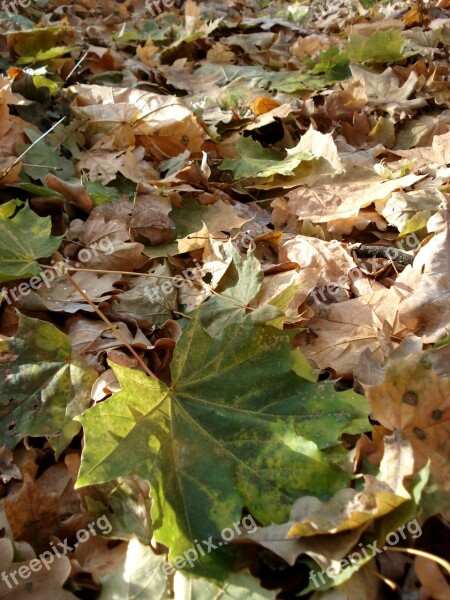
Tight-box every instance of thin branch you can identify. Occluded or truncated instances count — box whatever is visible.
[64,271,156,378]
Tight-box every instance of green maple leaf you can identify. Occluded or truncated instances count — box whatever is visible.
[76,314,369,576]
[0,202,63,282]
[198,241,264,335]
[0,314,96,457]
[347,29,405,64]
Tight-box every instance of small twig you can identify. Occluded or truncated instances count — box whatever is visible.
[0,117,66,182]
[348,243,414,266]
[64,271,156,379]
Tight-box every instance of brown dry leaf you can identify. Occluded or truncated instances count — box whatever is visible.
[285,170,424,223]
[0,448,21,484]
[4,470,61,552]
[396,110,450,149]
[66,214,148,271]
[66,316,152,356]
[298,297,384,378]
[45,174,93,214]
[76,147,158,185]
[129,193,175,244]
[0,99,26,158]
[255,268,319,324]
[399,207,450,342]
[69,536,127,585]
[0,538,76,599]
[70,84,207,154]
[364,346,450,494]
[324,79,368,122]
[414,555,450,600]
[18,272,120,313]
[350,65,428,119]
[393,130,450,168]
[279,236,357,288]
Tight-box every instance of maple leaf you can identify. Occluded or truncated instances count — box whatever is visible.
[364,347,450,517]
[285,169,425,223]
[76,314,368,574]
[347,29,405,64]
[0,201,62,282]
[0,314,96,456]
[351,65,427,118]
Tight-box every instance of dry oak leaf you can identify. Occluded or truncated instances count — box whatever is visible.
[364,347,450,492]
[399,208,450,342]
[350,65,427,118]
[285,169,424,223]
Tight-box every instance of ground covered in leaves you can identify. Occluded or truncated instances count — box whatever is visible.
[0,0,449,598]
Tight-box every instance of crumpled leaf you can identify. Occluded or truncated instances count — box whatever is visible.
[66,213,147,271]
[284,169,424,223]
[76,314,369,574]
[351,65,427,118]
[0,314,96,456]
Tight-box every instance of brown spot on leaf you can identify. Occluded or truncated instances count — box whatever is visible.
[402,391,418,406]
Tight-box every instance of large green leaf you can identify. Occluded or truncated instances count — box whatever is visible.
[0,202,62,282]
[0,314,96,456]
[77,314,369,576]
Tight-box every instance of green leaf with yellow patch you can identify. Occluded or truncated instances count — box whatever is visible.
[76,314,369,577]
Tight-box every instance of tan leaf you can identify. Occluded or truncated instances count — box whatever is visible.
[364,346,450,491]
[0,538,76,599]
[285,169,424,223]
[279,236,357,288]
[399,207,450,342]
[67,214,147,271]
[350,65,427,118]
[286,475,409,539]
